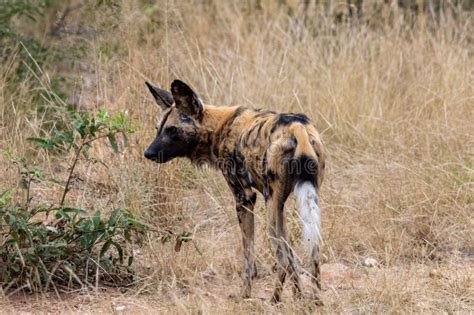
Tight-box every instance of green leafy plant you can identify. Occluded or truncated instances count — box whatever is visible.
[0,108,144,293]
[27,108,134,205]
[0,197,145,292]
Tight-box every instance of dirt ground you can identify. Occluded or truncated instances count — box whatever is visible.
[2,262,473,314]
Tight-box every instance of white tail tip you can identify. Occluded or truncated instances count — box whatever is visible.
[294,182,321,250]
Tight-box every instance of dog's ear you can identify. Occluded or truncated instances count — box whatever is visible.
[145,81,174,110]
[170,80,204,119]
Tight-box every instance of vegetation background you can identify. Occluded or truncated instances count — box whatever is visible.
[0,0,473,313]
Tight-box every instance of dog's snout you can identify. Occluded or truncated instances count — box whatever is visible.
[144,149,155,160]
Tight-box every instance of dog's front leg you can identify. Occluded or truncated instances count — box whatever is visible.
[235,198,256,298]
[223,171,257,299]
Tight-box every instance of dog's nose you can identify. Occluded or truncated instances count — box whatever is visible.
[144,150,154,160]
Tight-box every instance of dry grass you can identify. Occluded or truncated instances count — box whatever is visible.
[1,0,473,313]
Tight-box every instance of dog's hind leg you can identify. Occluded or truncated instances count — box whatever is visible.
[265,180,302,303]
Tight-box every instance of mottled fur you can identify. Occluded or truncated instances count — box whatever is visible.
[144,80,326,304]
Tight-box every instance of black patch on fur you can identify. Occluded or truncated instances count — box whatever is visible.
[229,149,245,171]
[250,192,257,204]
[241,123,260,146]
[270,113,310,134]
[262,152,274,201]
[290,154,318,187]
[263,185,273,201]
[254,110,275,119]
[252,121,266,145]
[262,152,268,174]
[223,149,258,207]
[266,169,278,182]
[257,120,266,134]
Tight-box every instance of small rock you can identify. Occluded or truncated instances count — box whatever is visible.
[321,263,361,285]
[115,305,126,312]
[362,257,378,267]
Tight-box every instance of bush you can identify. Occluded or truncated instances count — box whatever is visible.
[0,108,146,292]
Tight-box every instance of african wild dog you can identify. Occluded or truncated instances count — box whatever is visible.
[144,80,325,304]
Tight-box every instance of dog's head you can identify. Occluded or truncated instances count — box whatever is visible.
[144,80,204,163]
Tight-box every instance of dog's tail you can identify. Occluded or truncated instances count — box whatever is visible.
[290,124,322,250]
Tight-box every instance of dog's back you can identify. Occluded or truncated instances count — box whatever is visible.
[203,106,325,193]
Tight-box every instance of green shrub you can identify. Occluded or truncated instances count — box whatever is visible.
[0,108,146,292]
[0,196,145,292]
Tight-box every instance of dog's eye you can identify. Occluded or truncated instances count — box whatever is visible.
[179,114,191,123]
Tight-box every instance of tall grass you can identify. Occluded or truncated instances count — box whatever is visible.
[1,0,473,312]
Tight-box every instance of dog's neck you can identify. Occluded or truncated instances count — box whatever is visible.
[190,104,242,167]
[202,104,241,134]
